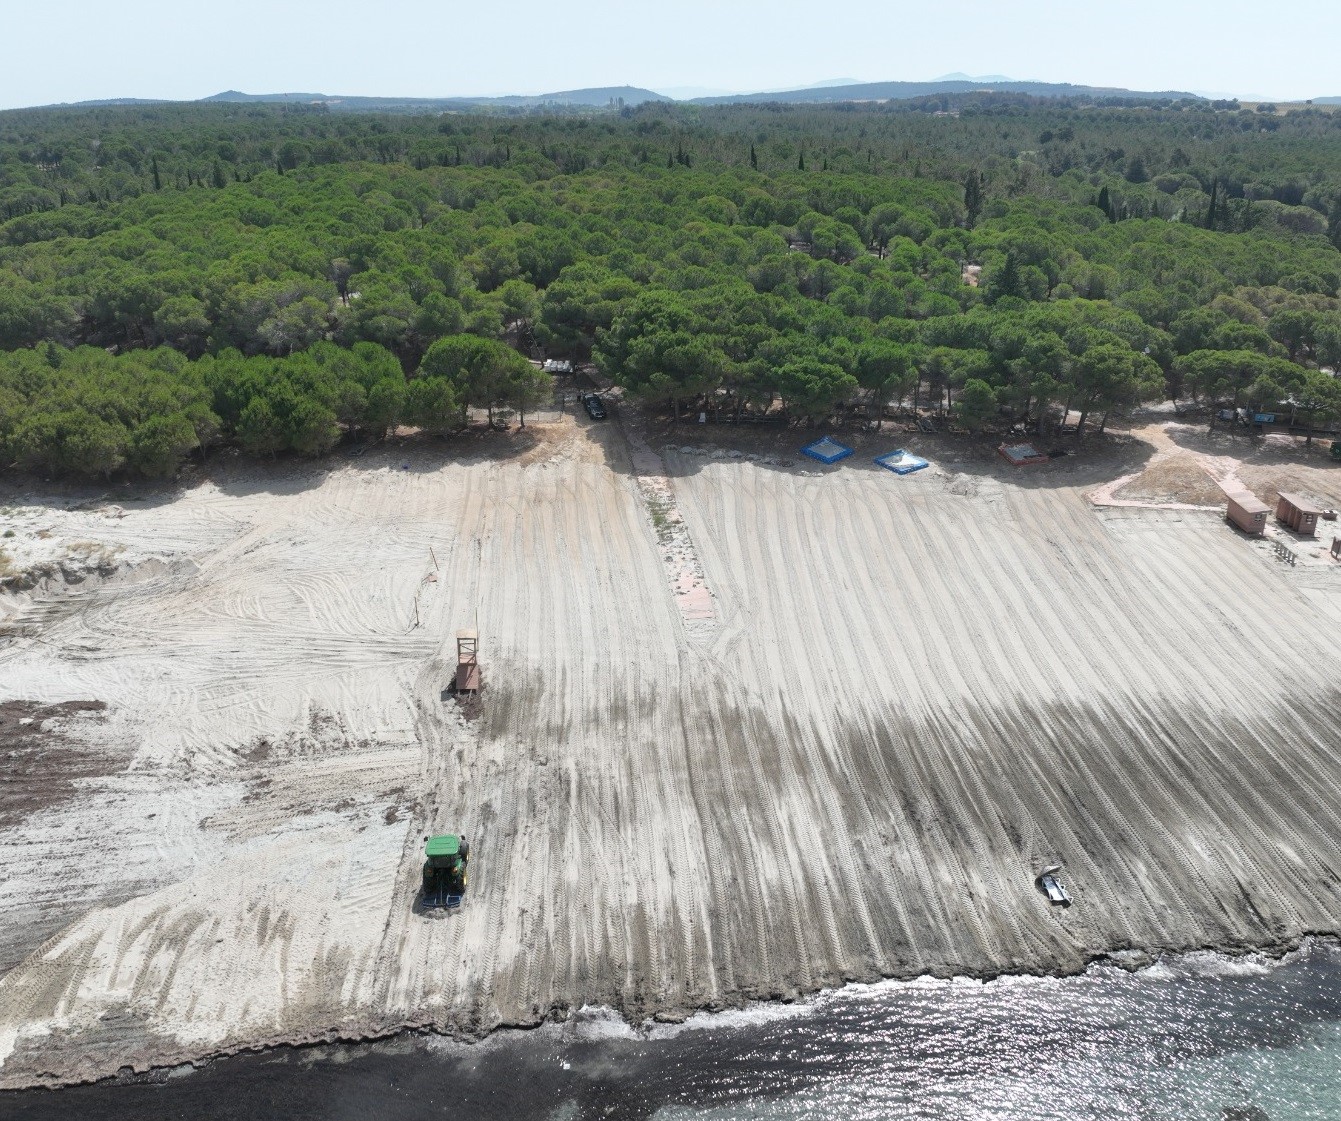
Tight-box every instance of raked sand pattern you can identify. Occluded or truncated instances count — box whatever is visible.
[2,418,1341,1087]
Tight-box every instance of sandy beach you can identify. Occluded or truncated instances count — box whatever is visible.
[2,410,1341,1089]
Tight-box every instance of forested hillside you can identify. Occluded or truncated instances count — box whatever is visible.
[2,96,1341,478]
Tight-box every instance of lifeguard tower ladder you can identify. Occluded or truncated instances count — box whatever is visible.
[455,629,481,693]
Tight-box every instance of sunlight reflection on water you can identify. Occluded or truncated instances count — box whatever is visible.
[595,945,1341,1120]
[9,943,1341,1121]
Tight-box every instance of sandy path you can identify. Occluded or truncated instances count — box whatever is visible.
[3,427,1341,1087]
[619,414,717,631]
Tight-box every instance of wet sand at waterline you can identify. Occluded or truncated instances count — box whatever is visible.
[2,411,1341,1089]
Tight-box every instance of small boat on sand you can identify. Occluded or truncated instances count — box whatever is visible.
[1036,864,1072,907]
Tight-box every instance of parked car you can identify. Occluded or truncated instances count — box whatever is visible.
[582,394,608,420]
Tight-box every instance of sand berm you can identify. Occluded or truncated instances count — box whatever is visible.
[2,412,1341,1089]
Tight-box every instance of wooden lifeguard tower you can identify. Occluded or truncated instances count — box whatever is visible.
[455,629,481,693]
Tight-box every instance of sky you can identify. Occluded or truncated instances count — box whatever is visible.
[2,0,1338,110]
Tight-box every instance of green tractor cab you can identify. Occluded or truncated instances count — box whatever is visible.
[422,834,469,909]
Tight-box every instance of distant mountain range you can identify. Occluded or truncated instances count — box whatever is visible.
[50,87,673,112]
[933,72,1016,83]
[197,86,671,110]
[688,78,1201,105]
[48,77,1341,114]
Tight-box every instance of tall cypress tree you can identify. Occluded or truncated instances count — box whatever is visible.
[1205,182,1218,230]
[151,157,161,191]
[797,149,805,171]
[999,251,1021,299]
[1095,184,1114,222]
[965,170,984,227]
[749,144,757,170]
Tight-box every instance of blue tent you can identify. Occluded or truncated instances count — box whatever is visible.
[875,450,930,475]
[800,436,855,464]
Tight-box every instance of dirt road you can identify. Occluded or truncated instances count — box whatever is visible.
[2,418,1341,1087]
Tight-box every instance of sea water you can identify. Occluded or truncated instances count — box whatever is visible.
[8,942,1341,1120]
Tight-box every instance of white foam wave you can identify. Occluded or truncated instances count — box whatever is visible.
[561,1005,640,1042]
[648,999,817,1039]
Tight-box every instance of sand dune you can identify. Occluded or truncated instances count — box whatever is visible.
[2,418,1341,1087]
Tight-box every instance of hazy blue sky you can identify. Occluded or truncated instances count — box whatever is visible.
[3,0,1338,109]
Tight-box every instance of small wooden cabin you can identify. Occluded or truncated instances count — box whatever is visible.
[1276,492,1322,536]
[1225,491,1269,536]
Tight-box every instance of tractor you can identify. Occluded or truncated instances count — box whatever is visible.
[421,834,469,909]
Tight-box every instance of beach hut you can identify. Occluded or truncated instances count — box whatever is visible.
[1225,491,1269,536]
[1276,492,1322,536]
